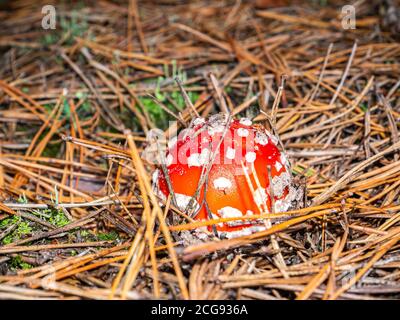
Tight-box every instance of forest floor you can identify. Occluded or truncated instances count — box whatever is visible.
[0,0,400,300]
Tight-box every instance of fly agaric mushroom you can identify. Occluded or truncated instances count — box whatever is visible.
[152,113,300,239]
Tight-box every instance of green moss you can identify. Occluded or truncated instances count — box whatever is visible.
[97,230,119,242]
[49,209,70,227]
[2,234,14,245]
[32,208,70,228]
[10,256,33,270]
[0,216,32,245]
[17,221,32,235]
[0,215,19,228]
[1,206,70,245]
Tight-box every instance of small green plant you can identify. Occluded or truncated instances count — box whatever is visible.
[360,103,368,113]
[31,207,70,228]
[10,256,33,270]
[77,229,96,241]
[0,216,32,245]
[97,230,119,242]
[0,204,70,244]
[0,215,19,228]
[49,210,70,228]
[17,221,32,235]
[138,61,200,129]
[17,193,28,204]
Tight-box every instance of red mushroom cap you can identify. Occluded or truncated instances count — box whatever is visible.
[152,113,299,239]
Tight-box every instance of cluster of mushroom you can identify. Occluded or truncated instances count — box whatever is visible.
[152,114,300,239]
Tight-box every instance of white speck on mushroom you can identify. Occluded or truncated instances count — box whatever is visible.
[272,171,291,198]
[187,148,210,167]
[254,187,268,206]
[187,153,200,167]
[175,193,200,213]
[246,210,254,216]
[192,117,205,126]
[239,118,252,126]
[237,128,249,137]
[193,226,209,240]
[245,151,256,163]
[274,198,291,213]
[249,226,266,233]
[219,228,252,239]
[213,177,232,190]
[218,224,267,238]
[218,207,245,227]
[200,148,211,162]
[275,161,283,172]
[255,131,268,145]
[218,206,242,218]
[226,147,236,160]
